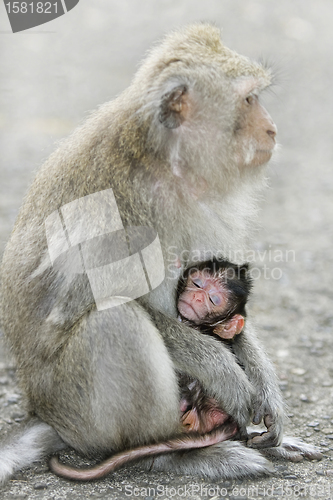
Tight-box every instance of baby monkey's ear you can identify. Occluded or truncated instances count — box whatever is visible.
[213,315,245,340]
[159,85,189,129]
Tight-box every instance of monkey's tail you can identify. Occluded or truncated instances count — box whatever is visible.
[0,417,66,484]
[49,423,238,481]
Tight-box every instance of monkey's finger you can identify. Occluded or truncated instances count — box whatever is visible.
[261,447,304,462]
[280,438,323,460]
[252,411,263,425]
[288,453,304,462]
[247,429,280,448]
[264,414,274,428]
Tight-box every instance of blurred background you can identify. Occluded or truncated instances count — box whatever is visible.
[0,0,333,495]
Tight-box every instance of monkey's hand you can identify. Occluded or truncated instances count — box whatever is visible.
[247,413,283,449]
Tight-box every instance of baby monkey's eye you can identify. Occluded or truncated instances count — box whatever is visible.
[209,294,222,306]
[192,278,203,288]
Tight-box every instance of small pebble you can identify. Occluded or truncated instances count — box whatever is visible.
[33,483,48,490]
[307,421,320,427]
[11,412,25,421]
[291,368,306,375]
[315,470,325,476]
[275,465,288,472]
[300,394,309,402]
[6,394,20,404]
[282,474,297,479]
[322,428,333,435]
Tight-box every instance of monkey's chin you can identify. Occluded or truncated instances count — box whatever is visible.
[178,300,200,323]
[238,148,274,169]
[251,149,274,167]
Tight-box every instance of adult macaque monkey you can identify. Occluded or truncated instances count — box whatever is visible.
[0,24,320,482]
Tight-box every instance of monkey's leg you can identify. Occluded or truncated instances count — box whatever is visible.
[231,320,285,448]
[140,440,274,480]
[37,301,181,456]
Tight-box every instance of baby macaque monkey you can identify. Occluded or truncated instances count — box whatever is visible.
[177,260,252,434]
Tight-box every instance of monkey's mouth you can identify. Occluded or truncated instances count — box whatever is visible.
[249,149,274,167]
[178,299,200,322]
[256,149,274,158]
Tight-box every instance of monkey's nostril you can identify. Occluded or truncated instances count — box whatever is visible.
[267,129,276,139]
[267,123,277,139]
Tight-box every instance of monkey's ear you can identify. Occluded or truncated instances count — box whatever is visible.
[159,85,188,129]
[213,315,245,339]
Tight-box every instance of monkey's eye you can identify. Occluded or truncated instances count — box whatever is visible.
[192,278,203,288]
[209,294,222,306]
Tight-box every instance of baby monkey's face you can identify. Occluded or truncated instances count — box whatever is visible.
[178,270,228,324]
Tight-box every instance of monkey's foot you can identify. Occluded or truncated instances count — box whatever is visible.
[260,436,323,462]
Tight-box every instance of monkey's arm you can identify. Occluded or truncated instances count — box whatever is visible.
[231,320,285,448]
[147,307,254,431]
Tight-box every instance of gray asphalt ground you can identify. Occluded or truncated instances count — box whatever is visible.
[0,1,333,499]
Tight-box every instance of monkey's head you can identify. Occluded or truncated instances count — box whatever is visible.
[131,23,277,197]
[177,259,252,332]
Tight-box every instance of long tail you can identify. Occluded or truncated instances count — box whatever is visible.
[50,423,238,481]
[0,418,65,484]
